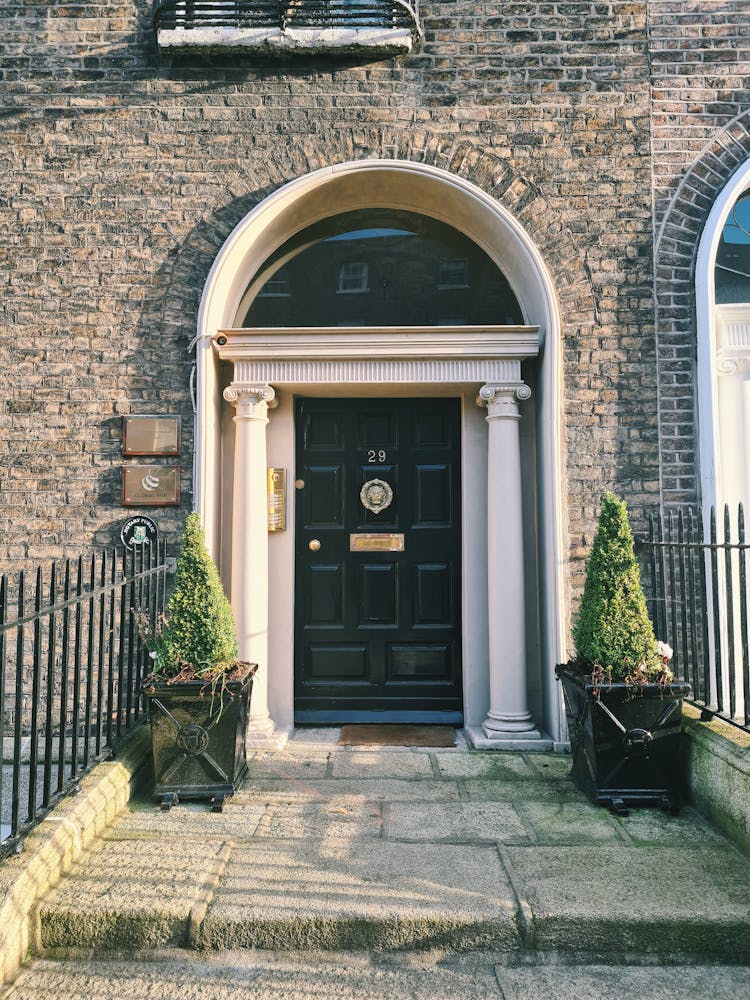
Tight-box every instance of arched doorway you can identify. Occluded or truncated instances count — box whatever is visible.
[194,160,567,747]
[697,159,750,513]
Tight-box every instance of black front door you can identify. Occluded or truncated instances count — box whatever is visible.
[294,397,463,723]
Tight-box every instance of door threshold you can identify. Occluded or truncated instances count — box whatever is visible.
[295,710,464,724]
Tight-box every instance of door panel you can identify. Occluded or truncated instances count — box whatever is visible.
[294,397,462,722]
[414,563,453,626]
[304,466,344,526]
[306,565,344,627]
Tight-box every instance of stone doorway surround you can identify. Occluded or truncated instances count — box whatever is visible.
[216,325,549,748]
[193,159,569,748]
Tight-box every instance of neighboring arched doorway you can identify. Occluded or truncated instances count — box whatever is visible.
[697,159,750,513]
[194,159,567,748]
[696,161,750,722]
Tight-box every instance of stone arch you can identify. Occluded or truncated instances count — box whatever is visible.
[654,111,750,508]
[155,127,596,355]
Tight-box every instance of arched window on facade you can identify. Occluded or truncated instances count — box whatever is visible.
[711,182,750,510]
[697,165,750,513]
[695,167,750,724]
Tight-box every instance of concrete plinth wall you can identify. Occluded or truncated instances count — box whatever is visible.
[0,726,151,987]
[682,705,750,856]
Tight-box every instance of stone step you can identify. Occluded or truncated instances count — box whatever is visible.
[35,808,750,961]
[6,953,750,1000]
[28,747,750,965]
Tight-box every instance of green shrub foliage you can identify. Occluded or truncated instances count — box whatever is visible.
[162,513,238,672]
[572,492,661,680]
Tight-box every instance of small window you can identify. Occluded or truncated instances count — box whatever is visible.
[337,261,369,294]
[257,268,290,297]
[438,258,469,288]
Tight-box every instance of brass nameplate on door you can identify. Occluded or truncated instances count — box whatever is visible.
[350,533,404,552]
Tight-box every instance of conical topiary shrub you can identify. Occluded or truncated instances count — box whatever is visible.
[572,491,666,683]
[139,514,255,809]
[160,512,238,674]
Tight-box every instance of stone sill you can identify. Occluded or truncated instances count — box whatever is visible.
[156,25,413,55]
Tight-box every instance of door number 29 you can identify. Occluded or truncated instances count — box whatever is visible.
[367,450,387,463]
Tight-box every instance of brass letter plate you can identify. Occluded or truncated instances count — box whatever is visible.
[350,533,405,552]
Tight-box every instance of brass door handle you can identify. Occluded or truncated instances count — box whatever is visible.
[308,539,321,552]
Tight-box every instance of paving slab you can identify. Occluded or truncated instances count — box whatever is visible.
[195,839,520,952]
[104,801,265,841]
[329,751,435,779]
[524,754,576,782]
[37,838,229,951]
[254,798,383,841]
[504,844,750,959]
[386,801,529,844]
[239,777,462,801]
[433,753,538,780]
[513,800,623,845]
[494,964,750,1000]
[461,778,582,803]
[2,953,503,999]
[613,807,729,847]
[247,753,330,779]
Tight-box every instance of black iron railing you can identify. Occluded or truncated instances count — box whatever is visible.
[153,0,418,32]
[638,505,750,732]
[0,544,170,858]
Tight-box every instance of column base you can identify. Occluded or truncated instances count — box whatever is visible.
[246,718,289,750]
[467,725,554,751]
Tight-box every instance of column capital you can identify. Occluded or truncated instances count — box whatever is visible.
[476,382,531,416]
[223,383,277,414]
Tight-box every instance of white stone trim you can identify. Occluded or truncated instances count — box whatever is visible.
[157,26,413,54]
[716,305,750,375]
[216,326,538,385]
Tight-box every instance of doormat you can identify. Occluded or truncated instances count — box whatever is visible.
[337,724,456,747]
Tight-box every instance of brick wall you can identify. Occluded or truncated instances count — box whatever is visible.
[1,1,663,592]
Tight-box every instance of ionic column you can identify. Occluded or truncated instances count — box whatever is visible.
[223,383,276,741]
[476,382,542,744]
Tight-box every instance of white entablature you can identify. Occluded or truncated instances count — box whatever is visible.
[215,325,541,383]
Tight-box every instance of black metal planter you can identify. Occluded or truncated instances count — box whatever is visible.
[143,669,256,812]
[555,666,691,815]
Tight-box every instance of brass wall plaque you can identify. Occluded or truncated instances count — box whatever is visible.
[122,466,180,507]
[350,533,405,552]
[267,468,287,532]
[122,416,181,456]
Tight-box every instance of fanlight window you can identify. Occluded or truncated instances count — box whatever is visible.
[236,209,523,328]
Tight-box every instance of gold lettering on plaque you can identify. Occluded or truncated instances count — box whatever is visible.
[267,468,286,532]
[350,533,405,552]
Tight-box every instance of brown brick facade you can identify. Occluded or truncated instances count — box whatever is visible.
[0,1,747,590]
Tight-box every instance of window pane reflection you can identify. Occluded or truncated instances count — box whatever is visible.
[716,189,750,304]
[237,209,523,327]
